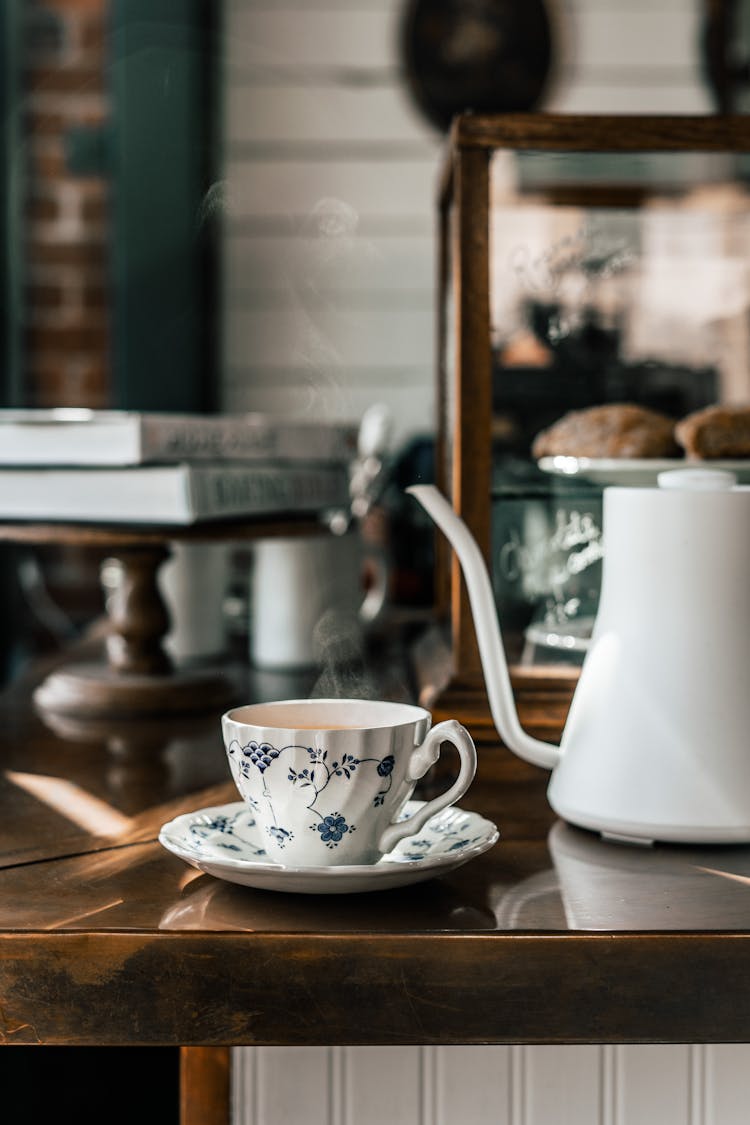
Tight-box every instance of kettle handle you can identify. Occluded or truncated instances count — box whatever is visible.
[408,485,562,771]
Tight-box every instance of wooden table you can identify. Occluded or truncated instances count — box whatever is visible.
[2,645,750,1124]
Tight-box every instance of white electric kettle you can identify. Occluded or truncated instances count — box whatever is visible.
[410,469,750,844]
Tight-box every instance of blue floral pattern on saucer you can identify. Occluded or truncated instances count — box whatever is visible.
[186,806,267,859]
[159,801,500,895]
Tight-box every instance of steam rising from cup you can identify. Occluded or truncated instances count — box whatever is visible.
[310,607,375,700]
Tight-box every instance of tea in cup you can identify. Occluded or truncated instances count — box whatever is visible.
[221,698,477,866]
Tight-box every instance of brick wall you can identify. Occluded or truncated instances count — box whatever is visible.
[23,0,111,408]
[3,1,114,670]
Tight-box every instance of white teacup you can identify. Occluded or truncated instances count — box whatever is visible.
[222,698,477,867]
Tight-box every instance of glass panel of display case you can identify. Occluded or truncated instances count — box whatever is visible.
[488,146,750,667]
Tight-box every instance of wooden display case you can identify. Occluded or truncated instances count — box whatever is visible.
[429,113,750,742]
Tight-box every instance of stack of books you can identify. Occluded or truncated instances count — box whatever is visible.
[0,409,357,525]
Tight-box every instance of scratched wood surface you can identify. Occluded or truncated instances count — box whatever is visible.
[3,931,750,1046]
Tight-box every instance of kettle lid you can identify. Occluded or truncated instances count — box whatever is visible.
[656,468,737,491]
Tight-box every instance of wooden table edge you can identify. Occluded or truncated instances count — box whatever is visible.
[1,930,749,1046]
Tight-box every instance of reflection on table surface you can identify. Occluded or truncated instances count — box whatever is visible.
[157,818,750,934]
[2,796,750,934]
[492,820,750,931]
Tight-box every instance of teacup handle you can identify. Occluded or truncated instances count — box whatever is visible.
[378,719,477,854]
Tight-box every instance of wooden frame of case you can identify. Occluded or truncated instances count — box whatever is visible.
[430,113,750,743]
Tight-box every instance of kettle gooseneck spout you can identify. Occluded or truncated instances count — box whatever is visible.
[408,485,562,771]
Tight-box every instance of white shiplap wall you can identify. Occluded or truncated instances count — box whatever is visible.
[222,3,742,1123]
[220,0,439,446]
[219,0,712,448]
[233,1044,750,1125]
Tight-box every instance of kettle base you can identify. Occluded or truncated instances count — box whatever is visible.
[551,796,750,845]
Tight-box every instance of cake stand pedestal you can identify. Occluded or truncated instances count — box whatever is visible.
[0,517,325,719]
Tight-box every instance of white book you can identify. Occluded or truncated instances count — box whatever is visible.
[0,462,350,525]
[0,409,358,466]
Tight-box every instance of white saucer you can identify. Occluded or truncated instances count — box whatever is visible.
[158,800,499,895]
[538,455,750,488]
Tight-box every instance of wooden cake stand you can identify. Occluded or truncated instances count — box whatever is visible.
[0,516,325,719]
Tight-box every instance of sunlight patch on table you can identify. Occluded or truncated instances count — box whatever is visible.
[5,770,134,838]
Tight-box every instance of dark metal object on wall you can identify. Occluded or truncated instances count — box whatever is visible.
[399,0,553,133]
[702,0,750,112]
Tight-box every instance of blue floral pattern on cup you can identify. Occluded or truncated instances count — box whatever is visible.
[227,738,395,850]
[315,813,352,846]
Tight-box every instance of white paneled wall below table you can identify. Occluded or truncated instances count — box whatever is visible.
[222,3,728,1122]
[234,1045,750,1125]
